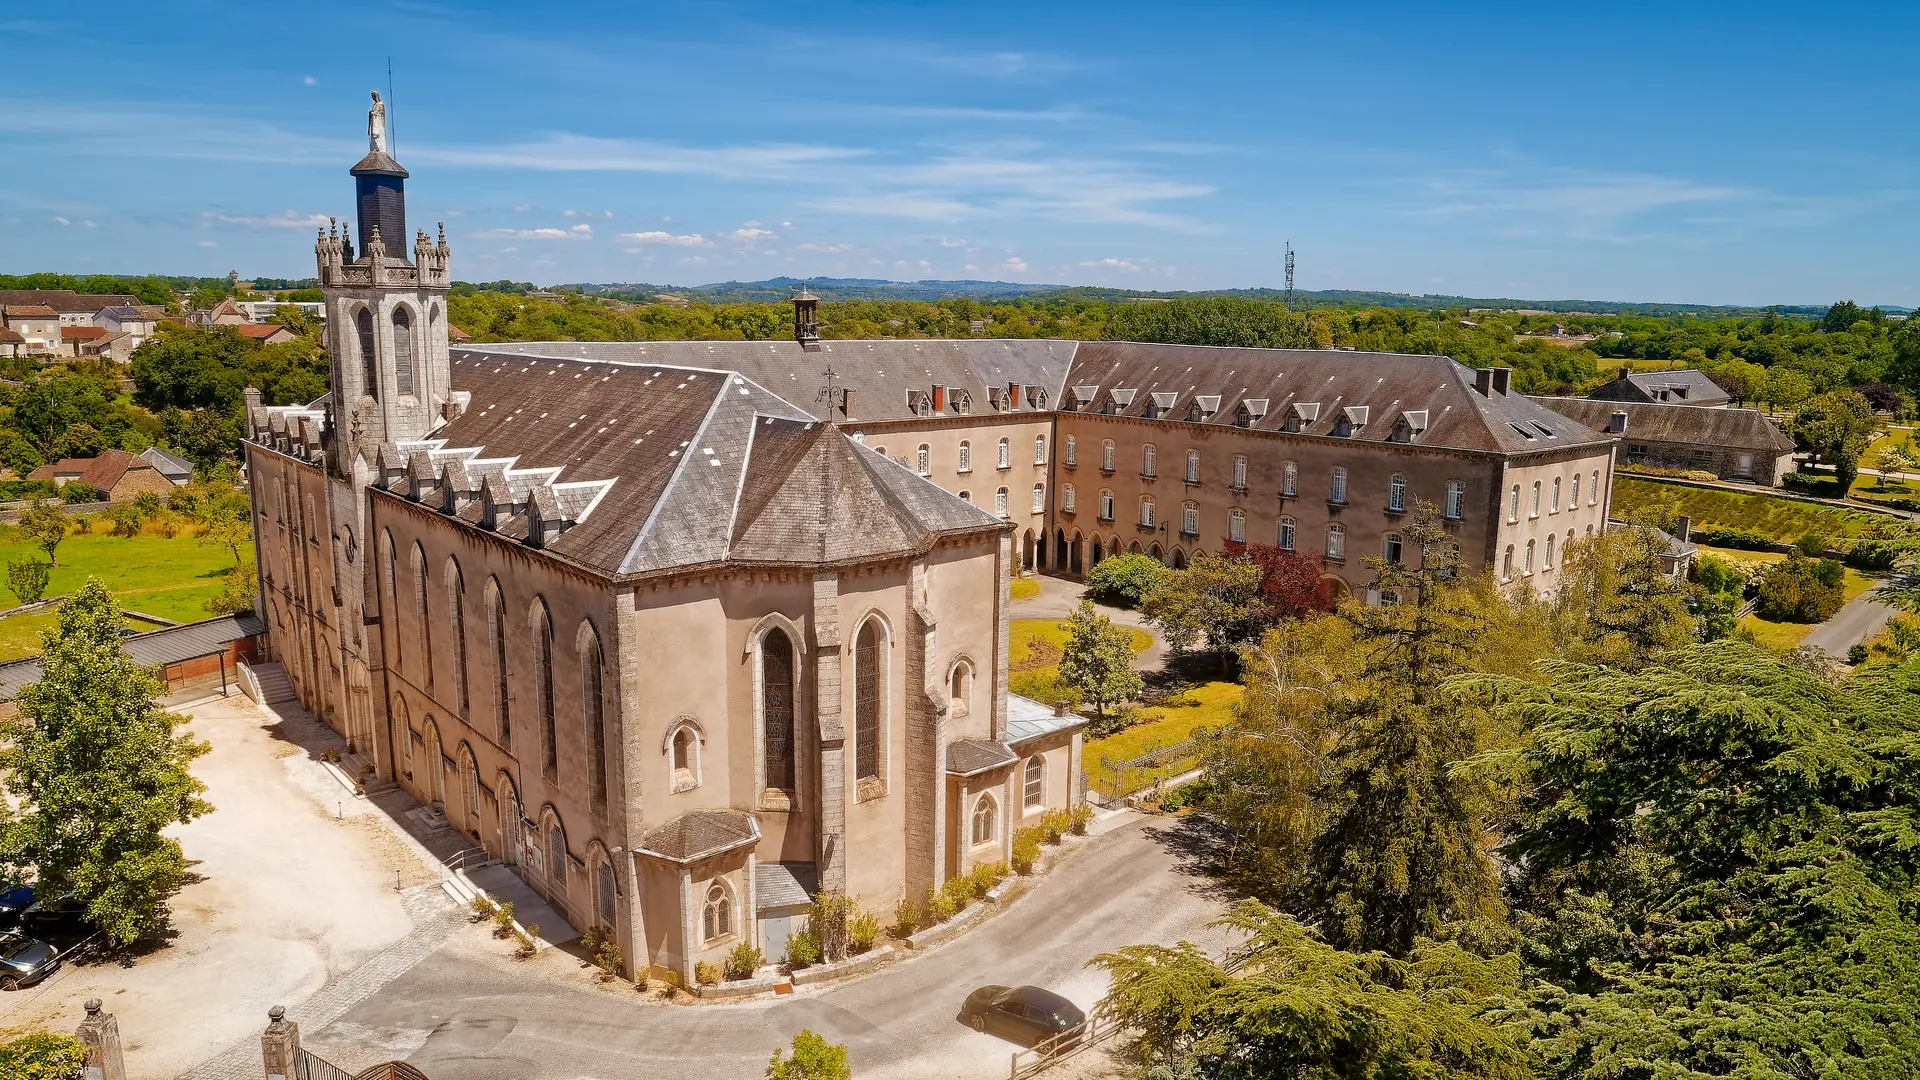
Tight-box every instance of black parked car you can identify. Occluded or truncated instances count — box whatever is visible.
[0,930,59,990]
[961,984,1087,1048]
[18,896,95,955]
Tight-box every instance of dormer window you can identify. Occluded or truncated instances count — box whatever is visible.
[1106,388,1137,415]
[1284,402,1320,433]
[1191,395,1220,422]
[1333,405,1369,437]
[1071,385,1100,412]
[1148,391,1178,419]
[1236,398,1269,428]
[951,389,972,415]
[1390,410,1429,443]
[1026,385,1048,409]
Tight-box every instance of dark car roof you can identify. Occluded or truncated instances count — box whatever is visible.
[1007,986,1077,1011]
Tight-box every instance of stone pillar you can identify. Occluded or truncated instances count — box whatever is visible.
[677,865,695,987]
[993,533,1011,740]
[73,999,126,1080]
[260,1006,299,1080]
[812,572,847,895]
[905,558,947,898]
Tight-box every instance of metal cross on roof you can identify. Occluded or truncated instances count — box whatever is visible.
[816,365,845,409]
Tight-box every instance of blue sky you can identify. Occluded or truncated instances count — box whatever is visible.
[2,1,1915,305]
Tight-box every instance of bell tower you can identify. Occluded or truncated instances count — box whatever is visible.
[315,91,454,476]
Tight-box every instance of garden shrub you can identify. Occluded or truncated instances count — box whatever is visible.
[1012,827,1043,874]
[807,892,853,963]
[893,895,921,936]
[849,910,881,953]
[1849,644,1870,664]
[924,884,957,925]
[785,930,821,967]
[1795,532,1829,557]
[1756,556,1847,622]
[1693,526,1776,551]
[694,960,720,986]
[1070,803,1094,835]
[1159,777,1215,812]
[968,861,1007,899]
[1084,553,1172,607]
[1845,540,1898,571]
[725,942,763,980]
[942,874,975,914]
[1040,808,1072,843]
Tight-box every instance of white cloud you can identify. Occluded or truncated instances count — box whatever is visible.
[731,226,778,241]
[202,210,331,229]
[1080,257,1146,272]
[780,221,793,228]
[52,216,68,226]
[563,208,614,218]
[1000,256,1028,274]
[797,241,861,253]
[618,230,710,247]
[936,236,968,247]
[197,240,217,248]
[302,76,316,86]
[471,224,594,240]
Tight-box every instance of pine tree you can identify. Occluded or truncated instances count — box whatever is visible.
[1300,503,1507,957]
[0,580,212,944]
[1550,525,1696,666]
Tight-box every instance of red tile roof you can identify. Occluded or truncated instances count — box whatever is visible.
[3,305,57,319]
[234,323,293,340]
[61,326,109,341]
[25,449,153,491]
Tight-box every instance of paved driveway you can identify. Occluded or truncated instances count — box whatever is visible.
[0,694,439,1078]
[1803,573,1912,660]
[306,815,1235,1080]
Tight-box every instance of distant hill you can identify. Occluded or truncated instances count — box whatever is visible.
[549,276,1880,317]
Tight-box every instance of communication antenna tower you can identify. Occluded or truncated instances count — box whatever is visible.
[1284,241,1295,310]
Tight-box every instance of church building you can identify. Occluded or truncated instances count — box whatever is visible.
[246,100,1618,981]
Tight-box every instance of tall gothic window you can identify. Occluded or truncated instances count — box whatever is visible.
[410,544,431,689]
[534,602,556,780]
[704,881,732,941]
[972,793,998,846]
[391,306,415,396]
[1034,434,1047,464]
[854,621,881,783]
[446,560,467,718]
[997,438,1011,469]
[488,579,510,746]
[1185,449,1200,483]
[1064,435,1076,466]
[355,307,377,397]
[763,629,796,790]
[581,625,607,811]
[957,441,971,472]
[1142,444,1157,478]
[1282,461,1298,497]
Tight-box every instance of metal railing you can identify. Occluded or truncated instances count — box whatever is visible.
[295,1048,353,1080]
[1008,1014,1122,1079]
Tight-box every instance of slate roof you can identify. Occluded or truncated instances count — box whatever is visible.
[1531,397,1793,453]
[1061,341,1611,454]
[471,338,1077,424]
[637,808,759,863]
[1005,693,1086,746]
[948,738,1019,777]
[139,445,195,482]
[756,862,818,911]
[0,612,264,698]
[429,350,1006,578]
[1588,368,1730,407]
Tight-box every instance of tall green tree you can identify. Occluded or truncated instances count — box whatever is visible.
[0,581,212,944]
[1547,526,1697,666]
[1092,901,1535,1080]
[1789,389,1878,489]
[17,502,69,567]
[1140,552,1266,669]
[1057,601,1145,720]
[1301,505,1508,957]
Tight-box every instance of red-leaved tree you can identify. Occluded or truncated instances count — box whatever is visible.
[1236,543,1336,620]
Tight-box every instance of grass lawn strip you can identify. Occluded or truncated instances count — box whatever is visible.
[1611,477,1882,540]
[1084,681,1243,797]
[0,524,242,660]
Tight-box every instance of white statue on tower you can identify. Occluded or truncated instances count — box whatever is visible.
[368,91,388,154]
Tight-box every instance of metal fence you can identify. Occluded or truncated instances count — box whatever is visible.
[1091,737,1200,803]
[1007,1014,1123,1079]
[295,1049,354,1080]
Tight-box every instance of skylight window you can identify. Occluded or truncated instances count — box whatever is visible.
[1509,423,1536,440]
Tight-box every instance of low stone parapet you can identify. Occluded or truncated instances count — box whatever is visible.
[694,973,783,1000]
[790,944,895,986]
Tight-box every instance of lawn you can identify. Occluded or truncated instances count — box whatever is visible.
[1612,477,1883,540]
[1084,680,1243,798]
[0,523,242,660]
[1009,576,1040,601]
[1737,568,1879,652]
[1007,616,1151,702]
[1693,543,1785,565]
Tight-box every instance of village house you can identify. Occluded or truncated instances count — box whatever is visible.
[26,449,178,500]
[1533,397,1795,485]
[1587,367,1732,408]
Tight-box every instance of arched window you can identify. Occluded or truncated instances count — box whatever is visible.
[1138,495,1156,528]
[581,623,607,810]
[1330,467,1348,504]
[994,488,1009,518]
[1024,755,1045,809]
[1551,476,1562,513]
[1530,481,1541,518]
[1181,503,1199,536]
[949,659,973,717]
[1571,472,1582,507]
[391,306,415,396]
[445,559,467,718]
[1100,440,1116,471]
[1034,434,1047,465]
[1388,474,1406,512]
[1545,532,1557,568]
[1590,470,1601,505]
[1445,480,1465,520]
[915,444,930,476]
[703,881,732,941]
[1231,454,1248,490]
[972,793,998,846]
[1503,545,1515,580]
[1142,444,1157,478]
[1228,507,1246,543]
[1031,483,1046,514]
[854,621,882,783]
[533,600,556,780]
[1282,461,1298,497]
[1062,484,1076,514]
[355,307,377,397]
[1509,485,1521,522]
[1278,517,1295,551]
[1064,435,1077,466]
[670,723,700,792]
[1384,532,1403,564]
[762,629,796,791]
[547,819,567,886]
[595,855,618,930]
[1326,523,1346,559]
[957,441,971,473]
[410,544,431,689]
[997,438,1011,469]
[1525,539,1536,574]
[487,578,509,746]
[1185,449,1200,483]
[1098,490,1115,520]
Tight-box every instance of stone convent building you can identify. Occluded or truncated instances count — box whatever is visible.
[246,101,1619,982]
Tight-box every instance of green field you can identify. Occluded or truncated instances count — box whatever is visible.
[0,524,241,660]
[1007,616,1152,702]
[1612,477,1883,540]
[1084,680,1243,795]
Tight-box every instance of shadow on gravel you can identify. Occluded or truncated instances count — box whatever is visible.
[1139,813,1247,904]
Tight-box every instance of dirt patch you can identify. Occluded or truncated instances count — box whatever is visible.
[1012,638,1062,671]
